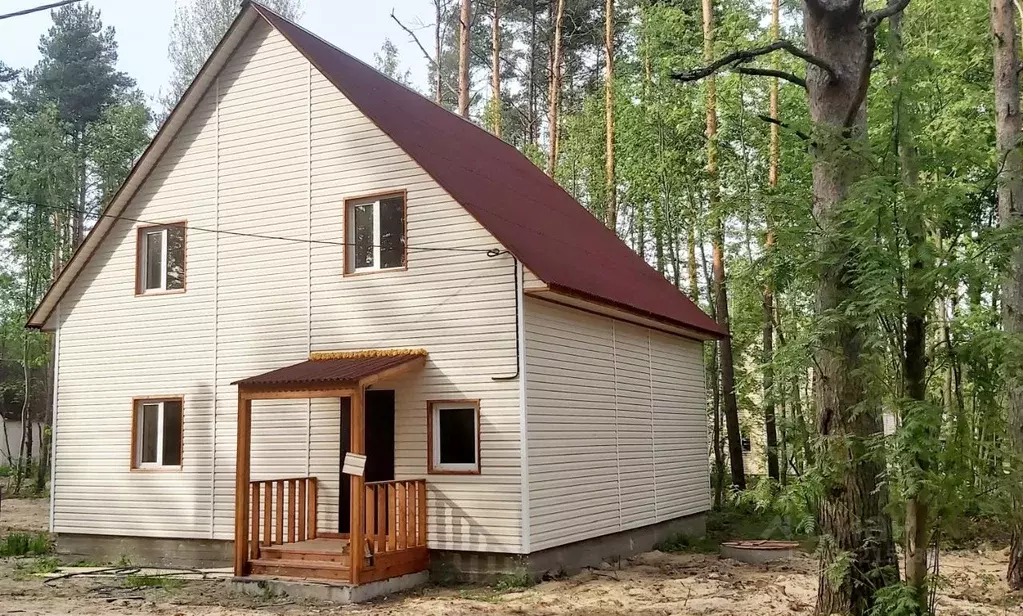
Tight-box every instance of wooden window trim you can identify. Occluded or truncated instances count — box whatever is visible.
[130,396,185,472]
[426,399,481,475]
[342,190,408,276]
[135,221,188,296]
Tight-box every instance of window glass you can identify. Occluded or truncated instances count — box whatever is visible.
[165,226,186,290]
[162,400,183,466]
[353,203,374,269]
[438,407,476,465]
[379,197,405,269]
[144,231,163,290]
[140,403,159,464]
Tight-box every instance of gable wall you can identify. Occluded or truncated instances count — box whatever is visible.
[52,21,521,553]
[523,298,711,551]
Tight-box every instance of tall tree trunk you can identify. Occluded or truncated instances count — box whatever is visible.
[458,0,471,117]
[762,0,781,483]
[993,0,1023,591]
[435,0,444,105]
[491,0,501,136]
[891,10,931,610]
[604,0,616,229]
[547,0,565,176]
[804,2,901,613]
[527,0,538,143]
[687,227,700,301]
[703,0,745,490]
[700,235,725,508]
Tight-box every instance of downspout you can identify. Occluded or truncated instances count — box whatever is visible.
[491,255,530,553]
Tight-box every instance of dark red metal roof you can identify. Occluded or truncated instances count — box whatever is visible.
[251,4,723,338]
[233,351,426,388]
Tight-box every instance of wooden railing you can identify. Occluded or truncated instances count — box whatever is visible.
[363,479,427,555]
[248,476,318,560]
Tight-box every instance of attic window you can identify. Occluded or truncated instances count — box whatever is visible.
[137,224,186,293]
[345,193,406,273]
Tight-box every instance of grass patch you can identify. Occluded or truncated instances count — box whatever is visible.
[0,532,51,556]
[123,574,185,590]
[493,569,535,592]
[15,556,60,575]
[656,532,718,554]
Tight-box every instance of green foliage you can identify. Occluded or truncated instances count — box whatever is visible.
[0,532,52,557]
[15,556,60,575]
[123,574,185,590]
[657,532,718,554]
[492,568,536,592]
[867,583,927,616]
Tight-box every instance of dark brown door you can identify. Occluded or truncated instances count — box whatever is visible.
[339,390,395,533]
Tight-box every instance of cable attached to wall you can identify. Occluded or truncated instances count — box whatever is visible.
[492,253,520,381]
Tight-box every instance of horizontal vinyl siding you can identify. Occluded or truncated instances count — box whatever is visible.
[54,21,521,553]
[53,77,220,538]
[524,298,710,552]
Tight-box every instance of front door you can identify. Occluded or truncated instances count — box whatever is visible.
[339,390,395,533]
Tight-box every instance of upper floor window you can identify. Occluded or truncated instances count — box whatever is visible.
[132,397,183,469]
[345,193,406,273]
[137,224,186,293]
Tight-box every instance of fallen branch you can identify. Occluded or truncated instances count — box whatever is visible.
[671,40,836,84]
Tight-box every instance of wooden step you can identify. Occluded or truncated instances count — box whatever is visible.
[260,546,350,564]
[250,558,350,581]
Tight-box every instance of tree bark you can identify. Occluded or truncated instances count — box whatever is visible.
[458,0,471,117]
[892,10,931,610]
[700,235,725,508]
[804,1,901,613]
[992,0,1023,591]
[547,0,565,176]
[604,0,616,230]
[435,0,444,105]
[703,0,745,491]
[762,0,781,483]
[491,0,501,136]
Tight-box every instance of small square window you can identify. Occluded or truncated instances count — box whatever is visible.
[428,401,479,474]
[345,193,406,273]
[133,398,183,469]
[137,224,186,293]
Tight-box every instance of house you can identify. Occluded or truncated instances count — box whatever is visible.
[26,2,722,590]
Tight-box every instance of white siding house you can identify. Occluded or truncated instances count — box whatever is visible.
[29,3,719,583]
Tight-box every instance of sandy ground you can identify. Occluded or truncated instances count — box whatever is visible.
[1,498,1020,615]
[0,496,49,534]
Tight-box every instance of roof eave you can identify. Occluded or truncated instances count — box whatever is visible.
[541,282,727,340]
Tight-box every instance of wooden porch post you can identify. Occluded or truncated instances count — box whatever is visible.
[233,393,252,577]
[350,386,365,584]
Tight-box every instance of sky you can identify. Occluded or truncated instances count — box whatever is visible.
[0,0,434,105]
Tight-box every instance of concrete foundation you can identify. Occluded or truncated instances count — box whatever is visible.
[55,533,232,568]
[58,511,707,589]
[432,511,708,581]
[232,571,429,603]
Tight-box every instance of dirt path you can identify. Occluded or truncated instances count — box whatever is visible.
[0,548,1018,616]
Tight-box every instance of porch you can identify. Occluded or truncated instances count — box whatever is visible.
[232,350,430,585]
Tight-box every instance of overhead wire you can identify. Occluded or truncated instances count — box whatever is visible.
[0,0,83,21]
[2,194,506,257]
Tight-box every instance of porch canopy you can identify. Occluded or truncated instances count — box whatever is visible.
[230,349,428,582]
